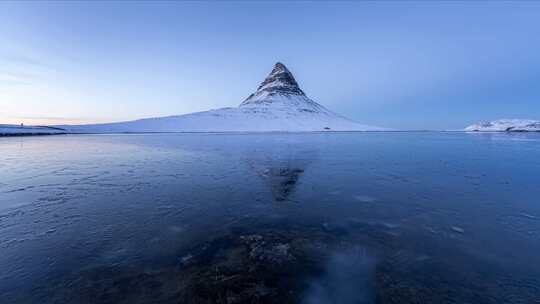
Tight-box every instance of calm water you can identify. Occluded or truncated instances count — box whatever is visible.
[0,133,539,303]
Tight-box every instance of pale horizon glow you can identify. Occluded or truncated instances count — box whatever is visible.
[1,1,540,130]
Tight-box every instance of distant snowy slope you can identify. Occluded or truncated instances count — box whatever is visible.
[58,62,385,133]
[465,119,540,132]
[60,104,380,133]
[0,124,66,136]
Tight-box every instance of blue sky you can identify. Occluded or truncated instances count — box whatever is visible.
[1,1,539,130]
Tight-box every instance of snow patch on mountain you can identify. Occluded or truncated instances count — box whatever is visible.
[59,100,382,133]
[465,119,540,132]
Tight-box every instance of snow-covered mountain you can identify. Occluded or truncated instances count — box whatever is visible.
[465,119,540,132]
[58,62,384,133]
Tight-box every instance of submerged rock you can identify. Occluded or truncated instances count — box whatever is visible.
[171,230,308,302]
[241,234,295,266]
[35,219,537,304]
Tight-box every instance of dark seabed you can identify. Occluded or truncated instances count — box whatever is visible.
[1,132,539,303]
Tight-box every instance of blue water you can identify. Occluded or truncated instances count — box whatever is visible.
[0,133,539,303]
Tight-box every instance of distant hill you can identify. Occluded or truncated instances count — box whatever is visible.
[0,124,66,136]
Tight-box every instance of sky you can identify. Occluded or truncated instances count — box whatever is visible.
[0,1,539,130]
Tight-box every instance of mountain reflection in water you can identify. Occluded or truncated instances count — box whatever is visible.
[245,145,316,202]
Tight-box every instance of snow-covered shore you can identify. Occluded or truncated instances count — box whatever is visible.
[0,124,66,136]
[465,119,540,132]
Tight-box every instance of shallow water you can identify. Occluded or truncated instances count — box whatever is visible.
[1,132,539,303]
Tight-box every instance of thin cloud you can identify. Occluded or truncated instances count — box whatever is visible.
[0,54,50,69]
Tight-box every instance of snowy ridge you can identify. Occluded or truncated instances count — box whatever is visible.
[465,119,540,132]
[58,62,384,133]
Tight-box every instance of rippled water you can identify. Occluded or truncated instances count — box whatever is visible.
[1,133,539,303]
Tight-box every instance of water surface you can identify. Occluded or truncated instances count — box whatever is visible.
[1,133,539,303]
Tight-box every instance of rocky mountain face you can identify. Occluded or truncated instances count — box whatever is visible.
[241,62,306,105]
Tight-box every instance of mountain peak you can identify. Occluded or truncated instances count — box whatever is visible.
[241,62,306,106]
[269,62,289,76]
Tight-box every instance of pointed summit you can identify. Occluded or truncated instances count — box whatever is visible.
[241,62,306,106]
